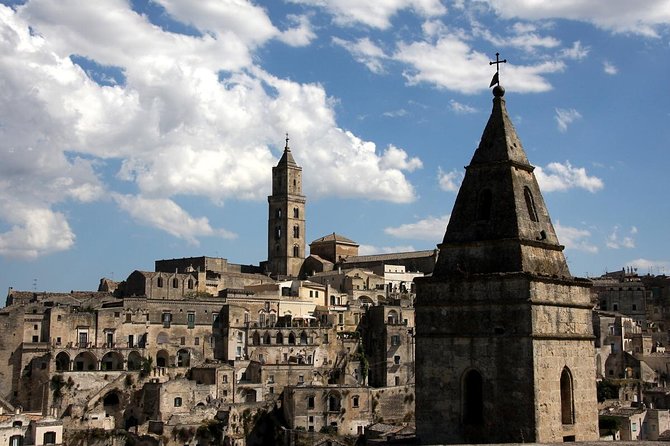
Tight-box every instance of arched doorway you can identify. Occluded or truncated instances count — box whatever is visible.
[101,351,124,371]
[103,391,120,416]
[73,351,98,371]
[462,369,483,425]
[55,352,70,372]
[156,350,169,368]
[127,351,142,371]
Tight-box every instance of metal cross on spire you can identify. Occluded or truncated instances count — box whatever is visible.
[489,52,507,87]
[285,132,290,150]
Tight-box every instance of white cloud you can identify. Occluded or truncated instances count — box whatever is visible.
[481,0,670,37]
[560,41,589,60]
[358,244,418,255]
[384,214,450,241]
[603,61,618,75]
[449,99,477,114]
[472,21,561,53]
[0,2,423,257]
[278,14,317,47]
[113,194,235,244]
[627,258,670,274]
[288,0,447,29]
[438,167,464,192]
[0,205,75,259]
[535,161,604,193]
[333,37,387,73]
[380,145,423,172]
[394,34,564,94]
[554,221,598,254]
[606,225,636,249]
[383,109,408,118]
[554,108,582,132]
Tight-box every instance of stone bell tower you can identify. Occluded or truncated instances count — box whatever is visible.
[266,135,306,278]
[415,80,598,443]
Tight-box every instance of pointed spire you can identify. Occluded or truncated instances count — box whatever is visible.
[433,90,571,278]
[278,132,297,166]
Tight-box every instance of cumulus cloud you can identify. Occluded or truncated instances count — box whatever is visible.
[606,225,636,249]
[288,0,447,29]
[438,167,464,192]
[333,37,387,73]
[560,41,589,60]
[481,0,670,37]
[535,161,604,193]
[554,108,582,132]
[113,194,236,244]
[394,34,564,94]
[0,2,422,258]
[554,221,598,254]
[0,205,76,259]
[384,214,450,241]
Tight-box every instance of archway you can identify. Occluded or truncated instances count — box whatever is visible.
[73,351,98,371]
[387,310,399,324]
[288,332,296,345]
[300,331,308,345]
[103,391,120,416]
[561,367,574,425]
[55,352,70,372]
[276,332,284,345]
[156,332,169,345]
[156,349,169,368]
[101,351,124,371]
[264,332,271,345]
[127,351,142,371]
[462,369,483,425]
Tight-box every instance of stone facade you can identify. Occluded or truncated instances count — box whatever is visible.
[415,88,598,444]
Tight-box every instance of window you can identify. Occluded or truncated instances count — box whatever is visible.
[275,226,281,240]
[43,431,57,445]
[32,335,38,343]
[391,335,400,346]
[395,376,400,385]
[308,396,315,409]
[293,207,299,218]
[309,290,313,298]
[338,314,344,325]
[293,245,299,257]
[269,387,274,394]
[172,278,178,288]
[12,421,22,427]
[194,337,199,345]
[223,375,228,383]
[560,367,575,425]
[352,396,359,408]
[237,332,243,342]
[324,333,329,343]
[298,375,304,384]
[269,374,275,383]
[33,324,38,330]
[632,422,637,432]
[106,332,114,346]
[523,186,539,222]
[187,279,194,289]
[125,313,132,323]
[463,369,483,425]
[174,397,182,407]
[293,225,300,238]
[157,277,163,288]
[162,312,172,328]
[9,435,23,446]
[394,355,401,365]
[187,312,195,329]
[78,331,88,346]
[180,337,185,346]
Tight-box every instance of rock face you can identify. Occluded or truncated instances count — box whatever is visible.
[415,90,599,444]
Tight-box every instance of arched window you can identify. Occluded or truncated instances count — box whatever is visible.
[276,332,284,344]
[463,369,483,425]
[524,186,539,222]
[259,312,267,327]
[264,332,271,345]
[288,332,296,345]
[293,225,300,238]
[293,207,299,218]
[157,277,163,288]
[293,245,299,257]
[328,394,341,411]
[172,278,179,288]
[252,332,260,345]
[187,279,194,289]
[477,189,492,221]
[275,226,281,240]
[561,367,575,425]
[276,208,281,218]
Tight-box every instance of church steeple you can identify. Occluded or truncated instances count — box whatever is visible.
[266,134,306,278]
[434,86,570,277]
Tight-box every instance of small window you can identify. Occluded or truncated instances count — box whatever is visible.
[524,186,539,222]
[391,335,400,346]
[298,375,304,384]
[352,395,359,408]
[174,397,182,407]
[187,279,194,289]
[172,278,178,288]
[222,375,228,383]
[57,315,62,321]
[187,312,195,329]
[180,337,185,346]
[12,421,22,428]
[195,337,199,345]
[308,396,315,409]
[43,432,56,445]
[293,225,300,238]
[293,207,299,218]
[162,313,171,328]
[157,277,164,288]
[394,355,401,365]
[293,245,299,257]
[125,313,132,323]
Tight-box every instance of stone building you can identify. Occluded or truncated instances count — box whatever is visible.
[415,86,598,443]
[265,136,306,279]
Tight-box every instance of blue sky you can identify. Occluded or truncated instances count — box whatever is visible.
[0,0,669,295]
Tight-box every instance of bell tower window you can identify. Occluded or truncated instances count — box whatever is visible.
[524,186,539,222]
